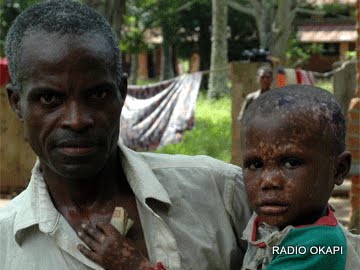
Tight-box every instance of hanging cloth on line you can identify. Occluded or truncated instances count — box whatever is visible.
[276,68,315,87]
[119,72,203,151]
[0,58,10,87]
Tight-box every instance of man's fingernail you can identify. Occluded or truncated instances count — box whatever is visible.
[78,231,83,237]
[81,223,86,229]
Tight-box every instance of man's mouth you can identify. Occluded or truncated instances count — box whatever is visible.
[55,140,99,157]
[58,146,96,156]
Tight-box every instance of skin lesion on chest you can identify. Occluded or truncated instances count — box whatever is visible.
[64,196,149,259]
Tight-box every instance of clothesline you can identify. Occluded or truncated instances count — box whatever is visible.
[312,60,357,78]
[193,60,358,78]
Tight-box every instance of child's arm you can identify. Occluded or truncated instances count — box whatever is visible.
[77,222,155,270]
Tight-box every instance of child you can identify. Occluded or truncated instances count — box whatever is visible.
[240,85,360,270]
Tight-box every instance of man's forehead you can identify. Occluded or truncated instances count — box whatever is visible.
[22,29,110,51]
[21,30,112,62]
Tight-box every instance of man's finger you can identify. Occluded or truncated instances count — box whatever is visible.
[77,244,102,264]
[96,222,119,236]
[81,223,106,243]
[77,230,101,252]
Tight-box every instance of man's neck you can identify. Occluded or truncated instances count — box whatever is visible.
[40,149,128,212]
[260,88,271,94]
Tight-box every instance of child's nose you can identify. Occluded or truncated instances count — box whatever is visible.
[259,170,284,190]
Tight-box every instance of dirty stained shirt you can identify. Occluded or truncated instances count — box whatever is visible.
[0,143,251,270]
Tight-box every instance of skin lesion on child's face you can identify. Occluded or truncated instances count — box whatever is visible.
[241,115,338,228]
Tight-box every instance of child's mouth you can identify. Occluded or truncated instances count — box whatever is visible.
[258,200,289,215]
[259,205,288,215]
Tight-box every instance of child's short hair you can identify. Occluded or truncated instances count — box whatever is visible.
[242,85,346,155]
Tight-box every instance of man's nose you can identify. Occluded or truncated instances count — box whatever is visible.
[61,100,94,131]
[259,169,284,190]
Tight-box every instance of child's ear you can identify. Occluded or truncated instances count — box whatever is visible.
[6,84,24,122]
[334,151,352,186]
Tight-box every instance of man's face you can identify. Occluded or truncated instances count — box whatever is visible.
[12,31,124,179]
[259,74,272,92]
[241,113,337,227]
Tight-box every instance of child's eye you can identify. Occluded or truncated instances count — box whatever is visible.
[245,160,263,170]
[283,158,303,169]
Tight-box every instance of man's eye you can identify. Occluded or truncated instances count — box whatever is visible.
[90,89,107,99]
[40,94,59,105]
[283,158,302,169]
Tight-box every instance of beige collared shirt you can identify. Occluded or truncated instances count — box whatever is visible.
[0,144,251,270]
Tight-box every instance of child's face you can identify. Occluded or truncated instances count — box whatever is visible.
[242,114,338,228]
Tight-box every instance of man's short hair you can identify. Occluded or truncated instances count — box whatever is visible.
[242,85,346,155]
[257,66,273,77]
[6,0,122,91]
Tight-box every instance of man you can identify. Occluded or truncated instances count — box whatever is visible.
[237,66,273,122]
[0,1,251,270]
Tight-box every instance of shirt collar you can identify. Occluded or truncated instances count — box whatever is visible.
[118,143,172,208]
[13,143,172,245]
[242,205,337,248]
[14,159,60,245]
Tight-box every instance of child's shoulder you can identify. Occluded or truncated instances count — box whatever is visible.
[284,223,346,247]
[268,224,347,270]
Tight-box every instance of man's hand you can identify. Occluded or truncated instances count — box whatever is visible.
[77,222,154,270]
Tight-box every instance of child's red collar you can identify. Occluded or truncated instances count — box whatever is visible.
[251,205,337,244]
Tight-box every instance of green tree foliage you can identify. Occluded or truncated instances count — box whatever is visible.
[286,35,323,67]
[318,3,355,18]
[177,1,257,67]
[0,0,40,57]
[81,0,126,39]
[120,13,149,84]
[228,0,325,64]
[153,0,186,80]
[124,0,186,80]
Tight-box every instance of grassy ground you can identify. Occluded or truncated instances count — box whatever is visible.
[154,92,232,162]
[315,78,333,93]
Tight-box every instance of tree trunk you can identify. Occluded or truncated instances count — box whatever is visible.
[160,44,174,81]
[207,0,228,99]
[228,0,298,65]
[129,53,138,85]
[257,0,274,50]
[82,0,125,38]
[199,17,212,89]
[270,0,294,64]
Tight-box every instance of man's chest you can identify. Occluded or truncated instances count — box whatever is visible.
[60,194,149,259]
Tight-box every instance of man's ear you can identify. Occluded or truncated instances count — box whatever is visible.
[6,84,23,122]
[334,151,352,186]
[120,73,128,101]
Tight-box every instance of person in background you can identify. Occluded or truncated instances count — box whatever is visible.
[237,66,273,122]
